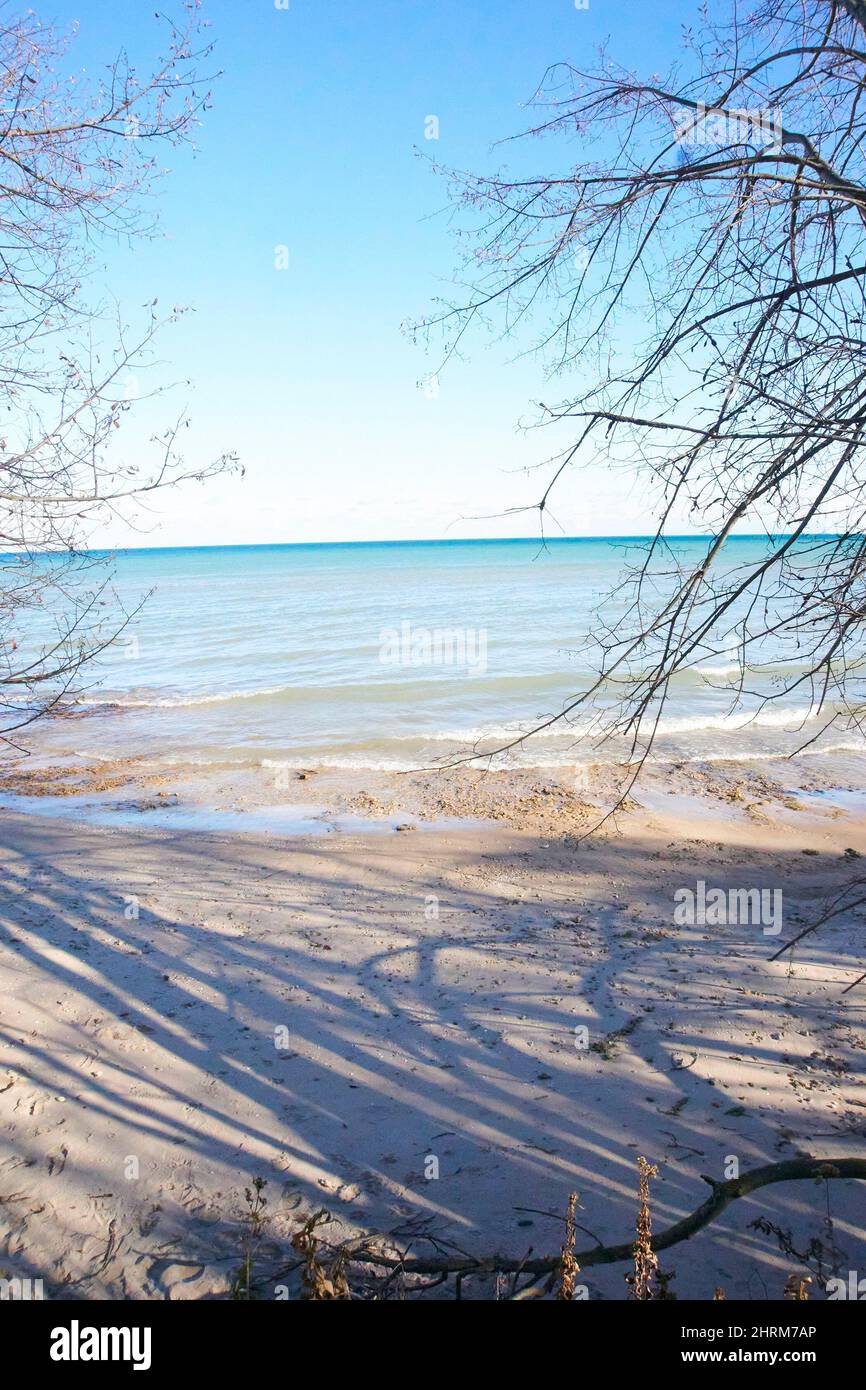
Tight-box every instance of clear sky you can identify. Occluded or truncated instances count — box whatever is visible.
[65,0,692,548]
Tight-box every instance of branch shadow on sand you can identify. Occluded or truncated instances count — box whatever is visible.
[0,810,864,1299]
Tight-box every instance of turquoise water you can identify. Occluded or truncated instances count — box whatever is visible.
[5,536,862,771]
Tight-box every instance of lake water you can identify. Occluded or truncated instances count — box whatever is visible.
[5,536,863,775]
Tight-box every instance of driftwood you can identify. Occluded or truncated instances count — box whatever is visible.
[343,1158,866,1278]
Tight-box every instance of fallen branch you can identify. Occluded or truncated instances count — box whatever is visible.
[343,1158,866,1277]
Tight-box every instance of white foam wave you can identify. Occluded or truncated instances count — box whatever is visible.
[79,686,292,709]
[360,706,828,744]
[693,663,742,678]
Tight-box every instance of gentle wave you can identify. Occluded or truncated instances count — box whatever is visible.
[58,733,866,777]
[376,705,829,743]
[67,704,843,757]
[74,670,575,710]
[78,685,293,709]
[693,663,743,678]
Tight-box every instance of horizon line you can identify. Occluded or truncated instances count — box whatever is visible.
[28,531,841,558]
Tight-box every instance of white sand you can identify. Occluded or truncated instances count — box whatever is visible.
[0,782,864,1299]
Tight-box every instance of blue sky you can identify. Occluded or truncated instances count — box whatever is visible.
[64,0,691,546]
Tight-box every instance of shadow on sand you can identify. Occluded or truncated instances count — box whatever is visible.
[0,810,863,1299]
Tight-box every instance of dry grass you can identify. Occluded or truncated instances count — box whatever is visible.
[556,1192,580,1301]
[627,1157,662,1300]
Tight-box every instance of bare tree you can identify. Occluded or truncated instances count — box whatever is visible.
[420,0,866,799]
[0,0,237,750]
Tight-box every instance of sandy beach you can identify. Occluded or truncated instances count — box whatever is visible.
[1,762,864,1299]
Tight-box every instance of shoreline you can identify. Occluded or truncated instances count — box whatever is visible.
[1,773,864,1299]
[2,745,866,837]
